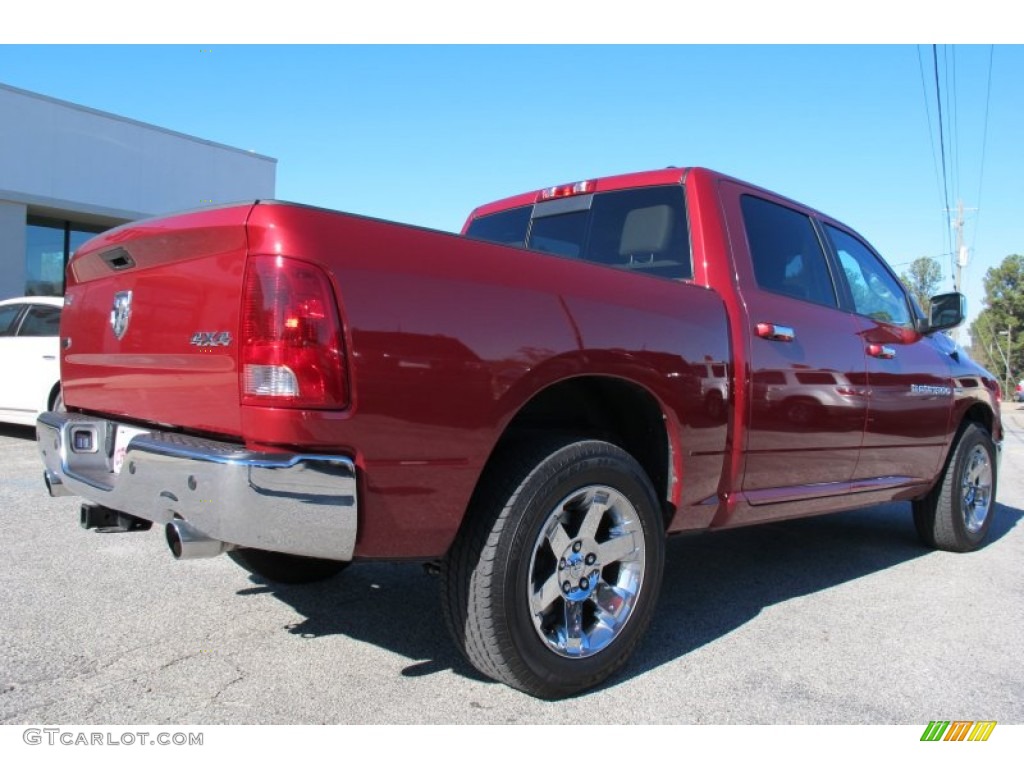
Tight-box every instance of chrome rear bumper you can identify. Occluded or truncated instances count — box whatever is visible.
[37,411,358,561]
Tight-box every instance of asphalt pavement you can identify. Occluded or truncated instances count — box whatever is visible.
[1,409,1022,724]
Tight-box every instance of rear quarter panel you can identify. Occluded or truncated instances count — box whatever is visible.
[246,203,731,558]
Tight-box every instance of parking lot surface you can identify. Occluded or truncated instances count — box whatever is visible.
[2,409,1022,724]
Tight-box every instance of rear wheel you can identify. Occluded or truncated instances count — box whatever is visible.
[228,548,349,584]
[442,437,665,698]
[913,422,997,552]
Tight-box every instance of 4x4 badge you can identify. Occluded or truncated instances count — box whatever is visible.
[110,291,133,340]
[190,331,232,347]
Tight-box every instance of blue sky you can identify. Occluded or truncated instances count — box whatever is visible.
[1,44,1020,325]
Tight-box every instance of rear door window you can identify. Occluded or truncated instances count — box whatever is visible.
[741,195,838,308]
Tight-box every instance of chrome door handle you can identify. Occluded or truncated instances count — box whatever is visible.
[755,323,795,342]
[868,344,896,359]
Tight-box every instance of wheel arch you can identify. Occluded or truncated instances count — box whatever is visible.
[47,382,61,411]
[922,399,998,501]
[960,400,996,438]
[474,376,676,529]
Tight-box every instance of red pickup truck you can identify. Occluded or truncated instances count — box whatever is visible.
[38,167,1001,698]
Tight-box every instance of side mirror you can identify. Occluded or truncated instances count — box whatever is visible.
[925,292,966,333]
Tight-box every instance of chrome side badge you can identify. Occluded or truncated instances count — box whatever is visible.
[110,291,133,340]
[910,384,952,397]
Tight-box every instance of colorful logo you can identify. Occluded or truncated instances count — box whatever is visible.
[921,721,997,742]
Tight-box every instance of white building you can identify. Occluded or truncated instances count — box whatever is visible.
[0,83,276,298]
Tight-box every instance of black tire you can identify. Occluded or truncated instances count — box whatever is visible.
[784,398,818,426]
[228,548,349,584]
[913,422,997,552]
[705,390,725,422]
[442,437,665,699]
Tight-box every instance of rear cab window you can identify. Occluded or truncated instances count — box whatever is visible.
[464,206,532,247]
[465,185,692,280]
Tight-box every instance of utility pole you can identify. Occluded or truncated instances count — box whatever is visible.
[1006,323,1014,397]
[948,200,976,345]
[999,324,1013,398]
[949,199,980,293]
[954,200,967,294]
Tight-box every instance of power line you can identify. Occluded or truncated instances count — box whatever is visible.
[946,45,964,288]
[917,45,950,284]
[891,254,952,270]
[915,46,993,293]
[917,46,945,215]
[932,45,953,272]
[946,48,954,210]
[971,45,995,255]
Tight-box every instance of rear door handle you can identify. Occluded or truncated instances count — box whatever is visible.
[867,344,896,359]
[755,323,795,342]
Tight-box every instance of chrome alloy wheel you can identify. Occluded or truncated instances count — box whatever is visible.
[961,444,993,534]
[527,485,646,658]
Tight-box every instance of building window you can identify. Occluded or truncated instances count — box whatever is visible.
[25,216,107,296]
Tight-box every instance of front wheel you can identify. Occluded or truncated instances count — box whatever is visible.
[913,422,997,552]
[442,438,665,699]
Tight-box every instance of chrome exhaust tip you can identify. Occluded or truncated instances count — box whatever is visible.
[165,519,233,560]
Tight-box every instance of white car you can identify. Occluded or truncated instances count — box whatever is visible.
[0,296,63,426]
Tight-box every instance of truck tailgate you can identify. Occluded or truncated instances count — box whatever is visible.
[61,203,255,438]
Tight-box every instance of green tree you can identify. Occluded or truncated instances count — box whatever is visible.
[968,254,1024,394]
[899,256,943,314]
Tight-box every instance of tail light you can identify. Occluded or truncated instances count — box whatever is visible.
[241,255,348,409]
